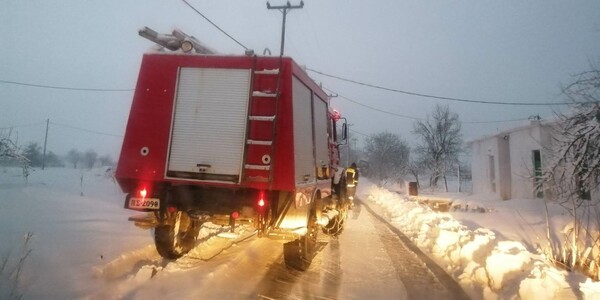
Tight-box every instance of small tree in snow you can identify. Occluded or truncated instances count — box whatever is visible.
[82,149,98,169]
[364,132,410,185]
[412,104,463,191]
[542,67,600,279]
[44,151,64,167]
[98,154,114,167]
[66,149,81,169]
[22,142,43,167]
[407,159,424,189]
[0,135,30,181]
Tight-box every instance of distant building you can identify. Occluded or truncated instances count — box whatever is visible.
[469,120,554,200]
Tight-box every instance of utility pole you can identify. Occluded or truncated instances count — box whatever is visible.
[267,1,304,56]
[42,118,49,170]
[346,124,353,166]
[457,164,461,193]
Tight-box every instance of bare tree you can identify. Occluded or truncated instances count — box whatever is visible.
[98,155,114,167]
[407,159,424,189]
[23,142,42,167]
[0,135,30,180]
[66,149,81,169]
[542,67,600,278]
[82,149,98,169]
[412,104,463,191]
[545,69,600,200]
[364,132,410,185]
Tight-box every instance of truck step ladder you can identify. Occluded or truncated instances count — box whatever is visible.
[243,60,282,184]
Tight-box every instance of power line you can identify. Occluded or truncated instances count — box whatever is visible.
[324,88,423,121]
[463,118,527,124]
[0,79,133,92]
[324,86,531,124]
[0,121,47,130]
[349,128,369,137]
[181,0,248,50]
[308,68,571,106]
[50,122,123,138]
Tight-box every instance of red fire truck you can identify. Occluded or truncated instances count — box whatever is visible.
[115,28,350,270]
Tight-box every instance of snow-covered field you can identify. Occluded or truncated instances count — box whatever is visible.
[0,167,150,299]
[2,167,600,299]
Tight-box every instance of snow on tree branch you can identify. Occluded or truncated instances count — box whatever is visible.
[544,67,600,202]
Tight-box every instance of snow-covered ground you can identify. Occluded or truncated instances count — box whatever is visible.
[0,167,150,299]
[2,167,600,299]
[364,180,600,299]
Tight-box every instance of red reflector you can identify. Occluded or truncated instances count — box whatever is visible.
[231,211,239,219]
[140,188,148,198]
[167,206,176,213]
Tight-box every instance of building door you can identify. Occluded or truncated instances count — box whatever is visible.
[489,155,496,193]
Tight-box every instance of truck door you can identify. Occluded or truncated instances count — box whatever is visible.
[166,67,251,183]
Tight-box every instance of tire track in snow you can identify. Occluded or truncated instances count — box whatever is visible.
[360,199,471,300]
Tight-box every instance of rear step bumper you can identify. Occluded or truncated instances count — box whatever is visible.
[128,214,157,229]
[267,227,307,241]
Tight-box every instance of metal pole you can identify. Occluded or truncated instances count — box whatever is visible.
[267,1,304,57]
[457,164,461,193]
[42,118,49,170]
[280,8,287,56]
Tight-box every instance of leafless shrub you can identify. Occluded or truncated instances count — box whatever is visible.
[0,232,34,300]
[541,67,600,280]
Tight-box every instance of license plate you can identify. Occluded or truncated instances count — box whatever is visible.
[128,197,160,210]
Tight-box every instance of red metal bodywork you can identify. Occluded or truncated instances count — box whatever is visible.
[115,53,333,197]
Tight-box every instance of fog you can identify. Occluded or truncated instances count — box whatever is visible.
[1,0,599,158]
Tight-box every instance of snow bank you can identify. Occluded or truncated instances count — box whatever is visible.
[362,183,597,300]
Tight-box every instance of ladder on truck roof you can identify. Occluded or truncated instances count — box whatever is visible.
[243,57,282,185]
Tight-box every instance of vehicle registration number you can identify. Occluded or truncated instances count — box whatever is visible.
[128,197,160,210]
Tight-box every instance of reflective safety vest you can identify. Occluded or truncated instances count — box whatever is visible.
[346,168,358,187]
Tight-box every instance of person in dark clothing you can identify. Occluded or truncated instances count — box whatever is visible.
[345,162,359,207]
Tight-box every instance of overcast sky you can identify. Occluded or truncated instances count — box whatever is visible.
[1,1,599,159]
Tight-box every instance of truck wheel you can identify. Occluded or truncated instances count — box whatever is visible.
[322,210,346,236]
[283,206,318,271]
[323,178,348,236]
[154,210,199,259]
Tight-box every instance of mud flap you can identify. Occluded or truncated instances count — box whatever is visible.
[283,236,313,271]
[283,202,318,271]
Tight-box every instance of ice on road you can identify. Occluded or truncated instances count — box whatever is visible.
[1,168,467,299]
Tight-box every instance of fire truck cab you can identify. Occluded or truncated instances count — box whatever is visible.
[115,28,350,270]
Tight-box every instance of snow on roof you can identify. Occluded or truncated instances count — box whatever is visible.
[466,118,559,145]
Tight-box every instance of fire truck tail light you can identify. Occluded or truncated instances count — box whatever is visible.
[139,188,148,198]
[258,192,266,207]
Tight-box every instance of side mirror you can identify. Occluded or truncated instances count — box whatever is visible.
[336,117,348,146]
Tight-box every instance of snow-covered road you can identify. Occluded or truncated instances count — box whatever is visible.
[92,198,470,299]
[0,167,470,299]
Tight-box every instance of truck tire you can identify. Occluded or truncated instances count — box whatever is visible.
[323,177,348,236]
[154,210,198,259]
[283,206,318,271]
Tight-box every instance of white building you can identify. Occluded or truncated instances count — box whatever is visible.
[469,120,554,200]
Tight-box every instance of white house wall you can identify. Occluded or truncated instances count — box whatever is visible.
[470,121,554,201]
[471,137,500,196]
[508,126,541,199]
